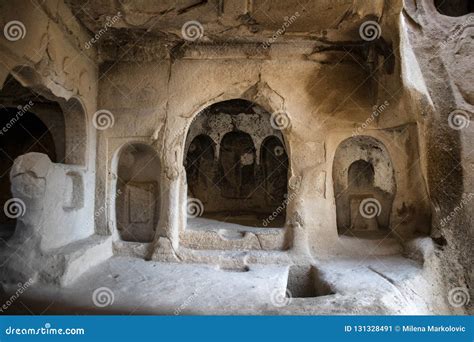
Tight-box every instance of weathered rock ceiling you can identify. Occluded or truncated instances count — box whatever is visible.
[66,0,386,45]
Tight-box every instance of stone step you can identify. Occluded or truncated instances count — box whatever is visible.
[42,235,113,286]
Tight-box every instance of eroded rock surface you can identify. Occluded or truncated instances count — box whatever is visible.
[0,0,472,315]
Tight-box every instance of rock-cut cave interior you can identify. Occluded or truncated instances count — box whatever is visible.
[0,0,472,315]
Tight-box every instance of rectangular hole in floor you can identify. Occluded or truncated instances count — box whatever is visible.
[286,265,335,298]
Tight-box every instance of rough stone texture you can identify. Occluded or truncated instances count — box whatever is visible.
[0,254,450,315]
[0,0,472,315]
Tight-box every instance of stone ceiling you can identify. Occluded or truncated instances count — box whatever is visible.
[66,0,386,48]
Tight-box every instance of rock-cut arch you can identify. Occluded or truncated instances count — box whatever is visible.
[184,99,289,229]
[333,136,396,236]
[115,143,161,243]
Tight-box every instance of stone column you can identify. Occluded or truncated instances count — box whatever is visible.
[148,160,182,260]
[161,166,181,249]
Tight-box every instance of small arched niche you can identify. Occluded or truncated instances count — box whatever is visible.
[261,136,289,207]
[219,131,256,199]
[434,0,473,17]
[184,99,289,230]
[116,143,160,242]
[333,136,396,237]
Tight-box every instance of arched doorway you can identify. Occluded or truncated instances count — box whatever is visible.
[116,143,160,242]
[184,99,289,230]
[0,108,59,242]
[0,74,70,242]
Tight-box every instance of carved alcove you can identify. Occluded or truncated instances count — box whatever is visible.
[0,75,66,242]
[116,143,161,242]
[261,136,289,206]
[333,136,396,237]
[184,99,289,230]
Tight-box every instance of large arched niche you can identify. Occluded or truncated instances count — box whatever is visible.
[332,136,396,237]
[183,99,290,230]
[114,143,161,243]
[0,69,89,242]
